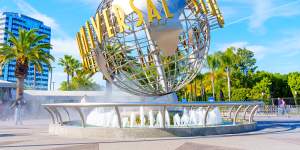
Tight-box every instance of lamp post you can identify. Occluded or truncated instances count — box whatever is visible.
[52,82,56,91]
[295,91,298,106]
[49,67,55,91]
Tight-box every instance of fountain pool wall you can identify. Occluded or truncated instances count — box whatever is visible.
[44,102,263,139]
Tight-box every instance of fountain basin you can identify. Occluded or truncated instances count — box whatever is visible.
[43,102,263,139]
[49,123,257,139]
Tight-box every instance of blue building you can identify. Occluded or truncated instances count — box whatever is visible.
[0,12,51,90]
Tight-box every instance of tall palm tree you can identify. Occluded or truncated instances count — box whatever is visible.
[59,67,98,91]
[195,73,205,101]
[207,55,220,99]
[219,48,235,101]
[0,29,54,102]
[58,55,80,89]
[72,68,96,90]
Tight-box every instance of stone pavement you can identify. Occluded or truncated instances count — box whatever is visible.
[0,117,300,150]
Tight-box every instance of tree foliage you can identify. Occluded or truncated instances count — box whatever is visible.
[288,72,300,96]
[288,72,300,105]
[59,55,100,91]
[177,47,299,104]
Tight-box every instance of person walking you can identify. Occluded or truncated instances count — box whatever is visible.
[11,99,23,125]
[280,98,287,115]
[219,89,224,101]
[278,98,287,116]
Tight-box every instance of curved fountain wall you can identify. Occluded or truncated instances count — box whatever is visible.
[43,102,263,139]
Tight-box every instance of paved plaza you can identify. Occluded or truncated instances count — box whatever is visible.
[0,117,300,150]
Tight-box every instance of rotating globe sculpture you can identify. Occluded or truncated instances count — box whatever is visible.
[76,0,224,96]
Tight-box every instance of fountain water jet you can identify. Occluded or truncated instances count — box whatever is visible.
[148,110,155,127]
[173,113,181,127]
[156,111,163,128]
[130,112,136,128]
[140,107,145,127]
[181,108,190,126]
[165,110,170,127]
[189,109,197,125]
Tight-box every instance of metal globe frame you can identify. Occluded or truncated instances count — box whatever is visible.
[80,0,224,96]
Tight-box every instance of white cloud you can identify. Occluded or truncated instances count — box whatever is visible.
[51,38,80,59]
[272,31,300,56]
[224,0,300,30]
[249,0,300,30]
[248,0,272,30]
[13,0,59,29]
[217,29,300,61]
[217,42,268,60]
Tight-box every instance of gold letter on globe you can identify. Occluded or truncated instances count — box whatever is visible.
[80,27,90,52]
[85,21,96,49]
[147,0,162,23]
[199,0,208,14]
[112,5,129,33]
[191,0,200,14]
[90,13,103,44]
[130,0,144,27]
[103,8,114,38]
[161,0,174,18]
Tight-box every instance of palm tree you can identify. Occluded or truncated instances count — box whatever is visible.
[219,48,235,101]
[207,55,220,99]
[0,29,54,102]
[58,55,80,89]
[73,69,97,90]
[195,73,205,101]
[59,68,98,91]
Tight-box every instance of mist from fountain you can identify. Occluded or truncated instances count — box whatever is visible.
[173,113,181,127]
[149,110,155,127]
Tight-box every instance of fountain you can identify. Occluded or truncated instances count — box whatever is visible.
[44,102,263,138]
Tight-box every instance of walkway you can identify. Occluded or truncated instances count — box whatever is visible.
[0,117,300,150]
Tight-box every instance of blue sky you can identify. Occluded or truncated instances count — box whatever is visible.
[0,0,300,89]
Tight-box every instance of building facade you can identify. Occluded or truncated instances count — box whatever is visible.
[0,12,51,90]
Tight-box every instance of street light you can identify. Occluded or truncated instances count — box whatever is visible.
[49,67,55,91]
[52,82,56,91]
